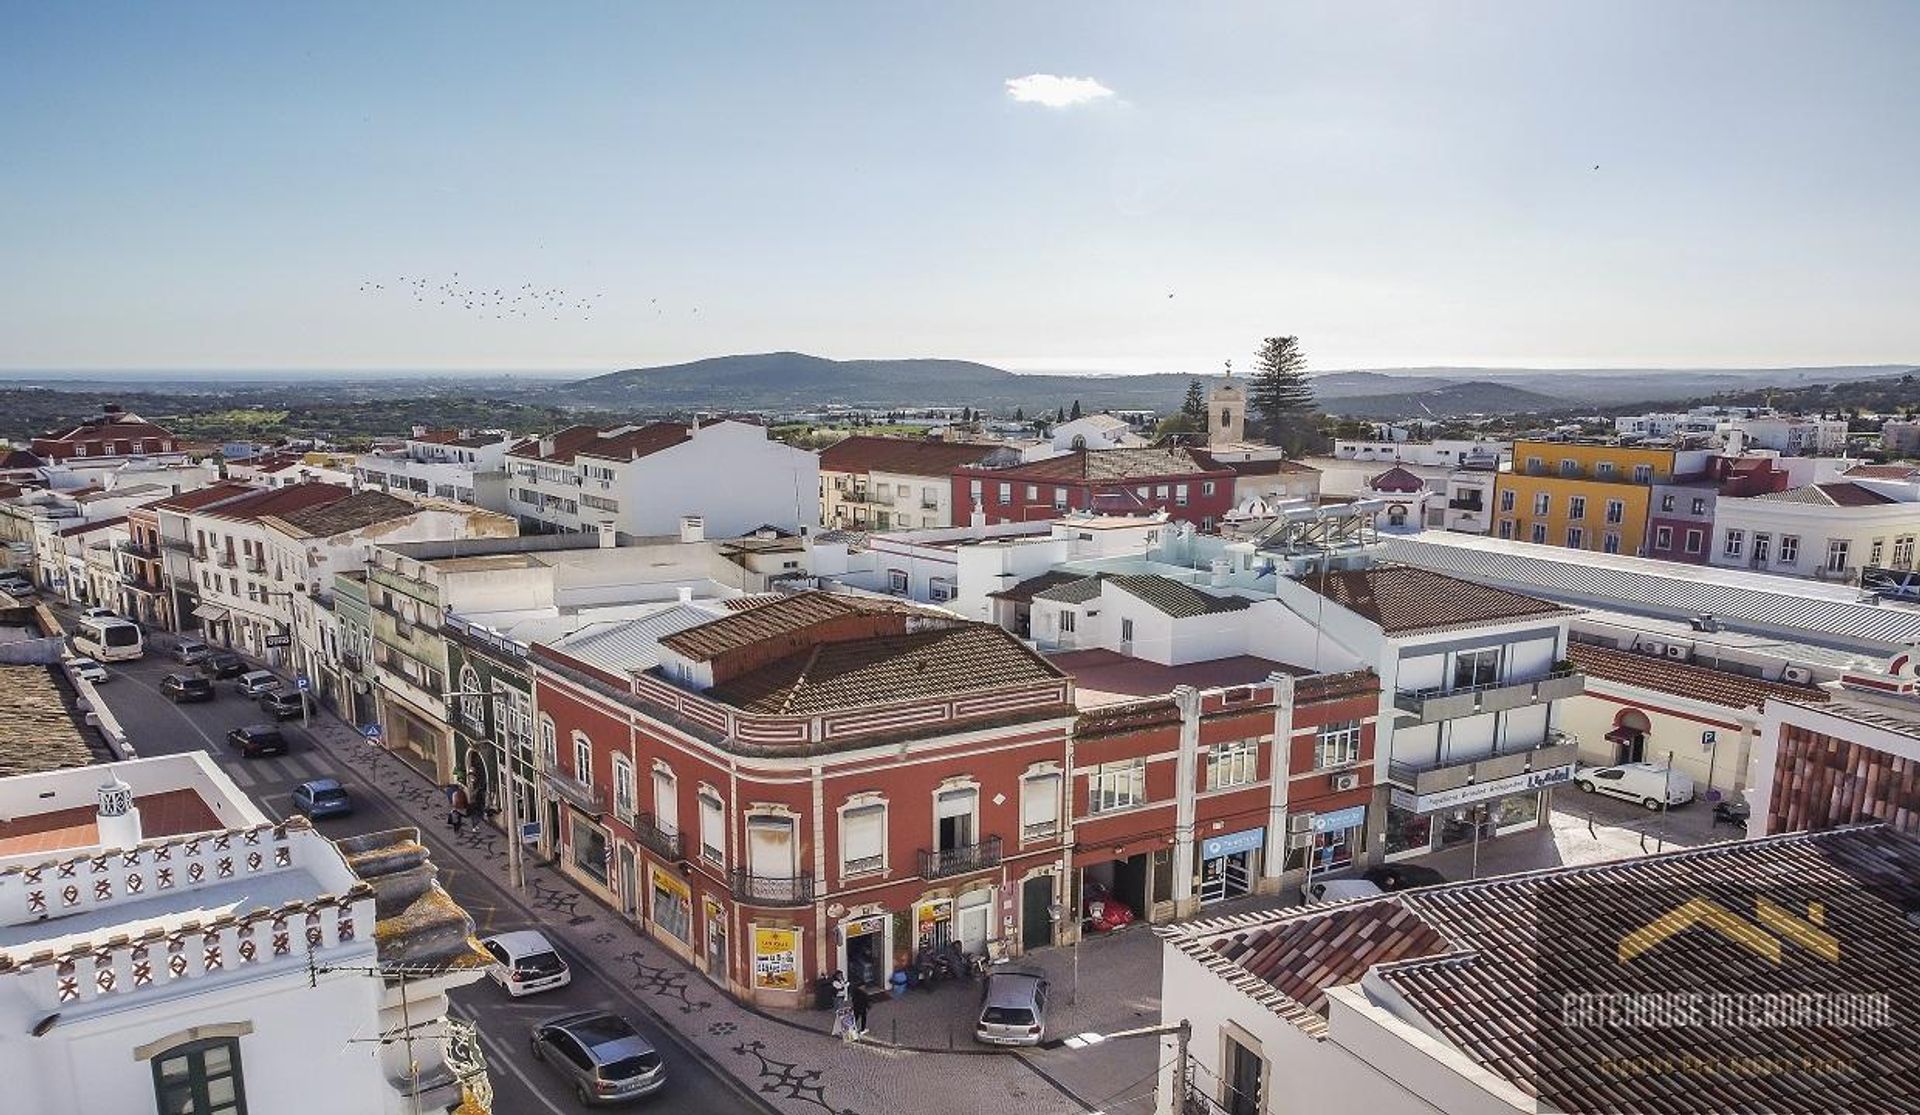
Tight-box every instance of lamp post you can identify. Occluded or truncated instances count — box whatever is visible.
[444,682,525,892]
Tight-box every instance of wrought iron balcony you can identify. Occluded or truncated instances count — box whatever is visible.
[117,540,159,559]
[243,555,266,574]
[729,869,815,907]
[1393,668,1586,721]
[631,811,683,862]
[540,768,608,816]
[918,835,1002,880]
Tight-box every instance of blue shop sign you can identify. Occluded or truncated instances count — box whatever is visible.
[1201,826,1266,860]
[1311,804,1369,834]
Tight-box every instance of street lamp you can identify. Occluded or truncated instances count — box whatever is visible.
[443,683,526,892]
[1049,901,1079,1007]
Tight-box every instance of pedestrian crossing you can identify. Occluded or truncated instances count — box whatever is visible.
[218,749,337,789]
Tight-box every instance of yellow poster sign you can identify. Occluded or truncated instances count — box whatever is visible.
[752,927,800,991]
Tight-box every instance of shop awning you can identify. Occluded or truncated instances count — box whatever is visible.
[1604,727,1639,744]
[191,604,230,623]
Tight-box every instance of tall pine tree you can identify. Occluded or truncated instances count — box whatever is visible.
[1180,378,1208,433]
[1069,399,1083,420]
[1248,335,1316,451]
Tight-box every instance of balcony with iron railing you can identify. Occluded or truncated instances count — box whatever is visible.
[1393,668,1585,722]
[160,538,196,555]
[540,767,608,816]
[215,552,238,569]
[729,868,815,907]
[243,555,266,574]
[631,811,683,862]
[918,835,1002,880]
[1386,729,1579,796]
[116,540,159,559]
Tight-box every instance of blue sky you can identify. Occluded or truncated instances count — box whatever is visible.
[3,2,1916,374]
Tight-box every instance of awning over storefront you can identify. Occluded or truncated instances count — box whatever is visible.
[191,604,230,623]
[1604,728,1638,744]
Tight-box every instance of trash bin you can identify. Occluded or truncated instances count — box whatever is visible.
[813,975,837,1011]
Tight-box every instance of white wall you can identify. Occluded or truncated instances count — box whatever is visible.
[613,422,820,538]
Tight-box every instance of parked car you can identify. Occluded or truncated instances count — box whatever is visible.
[0,573,35,594]
[529,1011,666,1106]
[200,651,247,679]
[1364,863,1447,892]
[236,669,279,697]
[482,930,573,996]
[1574,762,1696,810]
[226,724,288,758]
[161,673,215,703]
[259,689,307,720]
[66,657,109,684]
[81,606,117,620]
[975,971,1049,1046]
[1307,879,1385,904]
[175,639,212,665]
[292,778,354,819]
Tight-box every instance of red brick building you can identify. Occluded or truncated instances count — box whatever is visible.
[530,591,1380,1006]
[952,448,1236,528]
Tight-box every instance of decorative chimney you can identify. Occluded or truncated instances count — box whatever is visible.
[679,515,705,544]
[96,775,142,850]
[596,520,617,549]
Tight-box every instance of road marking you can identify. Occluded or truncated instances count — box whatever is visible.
[223,762,259,788]
[449,1002,574,1115]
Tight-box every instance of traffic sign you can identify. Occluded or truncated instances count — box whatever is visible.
[296,676,310,691]
[362,723,383,740]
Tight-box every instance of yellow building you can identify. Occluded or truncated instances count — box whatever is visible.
[1492,440,1683,556]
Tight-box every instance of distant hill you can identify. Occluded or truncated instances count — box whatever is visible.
[555,353,1917,418]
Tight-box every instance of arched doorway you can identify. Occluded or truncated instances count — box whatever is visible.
[1606,709,1652,764]
[463,746,492,818]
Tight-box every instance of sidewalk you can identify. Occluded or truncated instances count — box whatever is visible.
[304,712,1109,1115]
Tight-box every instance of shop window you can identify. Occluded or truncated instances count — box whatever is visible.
[1384,804,1433,856]
[1089,760,1145,813]
[1494,792,1540,829]
[651,868,691,942]
[1020,772,1061,841]
[152,1037,248,1115]
[841,802,887,877]
[573,821,609,883]
[1206,739,1258,790]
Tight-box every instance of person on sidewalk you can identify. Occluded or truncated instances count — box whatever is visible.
[850,983,871,1036]
[830,969,848,1003]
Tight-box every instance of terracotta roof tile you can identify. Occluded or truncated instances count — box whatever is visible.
[1105,575,1251,618]
[659,591,927,662]
[265,490,418,538]
[704,623,1063,714]
[1191,451,1318,477]
[1747,482,1899,507]
[0,666,104,776]
[966,447,1229,484]
[988,570,1089,604]
[1211,900,1451,1027]
[819,436,1002,477]
[201,483,352,523]
[1300,563,1574,634]
[149,482,258,512]
[1569,642,1830,710]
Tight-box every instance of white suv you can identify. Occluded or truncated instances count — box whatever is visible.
[1574,762,1695,810]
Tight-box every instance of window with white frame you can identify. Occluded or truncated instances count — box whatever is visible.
[1206,739,1259,790]
[1532,492,1550,516]
[1633,464,1653,484]
[1530,523,1547,545]
[1568,495,1586,520]
[1827,539,1850,572]
[1565,526,1584,549]
[698,789,725,867]
[1058,609,1076,634]
[652,764,678,834]
[1895,536,1915,567]
[997,482,1011,504]
[1603,532,1621,554]
[1089,760,1145,813]
[571,732,593,787]
[840,801,886,877]
[538,716,557,771]
[886,569,909,595]
[1685,528,1703,553]
[612,755,636,822]
[1020,771,1060,840]
[1316,720,1363,768]
[928,576,954,603]
[1779,535,1800,564]
[1723,530,1745,558]
[1499,489,1515,513]
[1869,538,1885,567]
[1605,500,1624,524]
[1654,526,1672,550]
[458,666,484,729]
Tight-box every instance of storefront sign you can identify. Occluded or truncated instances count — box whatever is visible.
[844,914,888,938]
[1310,805,1368,834]
[1200,826,1266,860]
[752,927,799,991]
[650,865,691,902]
[1400,765,1575,814]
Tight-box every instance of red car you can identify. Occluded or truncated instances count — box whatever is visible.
[1083,883,1136,932]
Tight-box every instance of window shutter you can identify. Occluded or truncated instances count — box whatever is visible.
[653,769,678,832]
[699,794,725,859]
[936,788,977,820]
[747,816,795,877]
[842,805,885,865]
[1021,776,1060,827]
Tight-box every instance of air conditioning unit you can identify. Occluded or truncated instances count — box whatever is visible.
[1782,666,1813,684]
[1330,772,1361,792]
[1286,814,1315,835]
[1638,640,1664,656]
[1665,645,1691,661]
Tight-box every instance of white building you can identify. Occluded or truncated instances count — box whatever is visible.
[1330,439,1506,470]
[1033,413,1147,457]
[1722,413,1848,456]
[1708,478,1920,581]
[354,428,512,509]
[0,752,487,1115]
[505,419,818,538]
[1154,825,1916,1115]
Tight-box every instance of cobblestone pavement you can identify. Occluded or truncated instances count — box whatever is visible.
[305,715,1093,1115]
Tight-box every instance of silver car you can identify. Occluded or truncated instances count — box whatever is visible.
[975,971,1049,1046]
[530,1011,666,1105]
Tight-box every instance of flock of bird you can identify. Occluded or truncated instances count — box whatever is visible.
[354,273,623,321]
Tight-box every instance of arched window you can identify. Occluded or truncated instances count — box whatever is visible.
[151,1036,248,1115]
[1071,435,1088,451]
[1221,408,1232,428]
[571,731,594,788]
[458,666,483,729]
[537,715,557,771]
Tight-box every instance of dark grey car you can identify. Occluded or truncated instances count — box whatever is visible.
[975,971,1049,1046]
[530,1010,666,1105]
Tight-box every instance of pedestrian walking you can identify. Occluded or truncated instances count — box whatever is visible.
[446,808,464,833]
[850,984,871,1036]
[830,969,849,1003]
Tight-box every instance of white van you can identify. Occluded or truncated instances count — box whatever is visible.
[73,617,144,663]
[1574,762,1695,810]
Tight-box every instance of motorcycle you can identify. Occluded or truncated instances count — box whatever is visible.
[1083,882,1137,933]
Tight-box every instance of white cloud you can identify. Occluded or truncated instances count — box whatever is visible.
[1004,74,1115,109]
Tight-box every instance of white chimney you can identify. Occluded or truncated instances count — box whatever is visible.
[1210,559,1231,588]
[596,520,616,549]
[96,775,142,850]
[678,586,694,603]
[970,507,986,529]
[679,515,705,544]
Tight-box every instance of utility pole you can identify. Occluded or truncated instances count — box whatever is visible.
[444,682,524,892]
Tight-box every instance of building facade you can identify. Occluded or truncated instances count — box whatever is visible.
[953,448,1236,528]
[816,436,1007,531]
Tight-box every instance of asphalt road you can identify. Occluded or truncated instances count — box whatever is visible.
[71,624,765,1115]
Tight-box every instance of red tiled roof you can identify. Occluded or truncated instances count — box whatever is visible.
[1210,899,1452,1028]
[149,482,258,512]
[576,422,692,463]
[1569,642,1830,710]
[506,425,610,464]
[0,449,45,470]
[988,570,1088,604]
[1366,465,1427,492]
[1843,463,1920,480]
[1747,481,1899,507]
[56,515,126,538]
[704,623,1064,714]
[201,483,352,523]
[1301,563,1574,634]
[1191,451,1318,477]
[963,447,1228,484]
[265,490,417,537]
[819,436,1002,478]
[0,789,223,857]
[659,592,926,662]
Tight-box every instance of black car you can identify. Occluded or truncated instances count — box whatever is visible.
[258,689,308,720]
[226,724,289,758]
[1363,863,1448,892]
[161,673,215,703]
[200,651,248,679]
